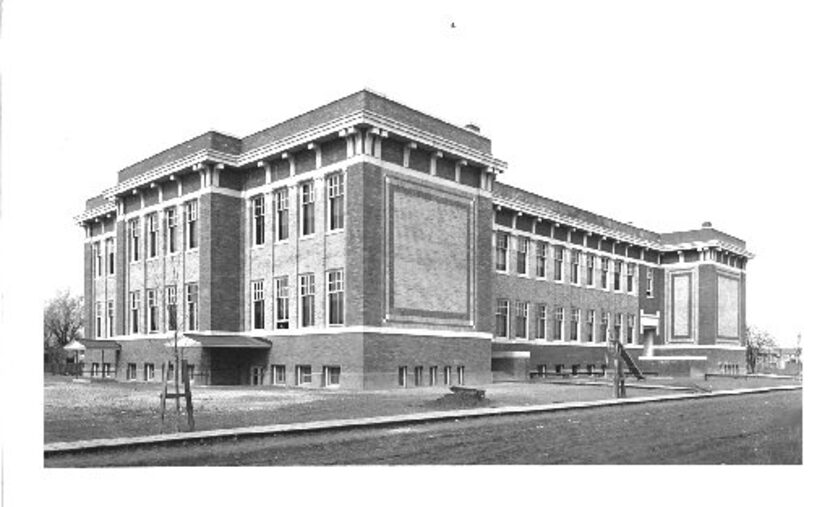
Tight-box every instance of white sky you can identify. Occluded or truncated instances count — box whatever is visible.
[1,0,828,501]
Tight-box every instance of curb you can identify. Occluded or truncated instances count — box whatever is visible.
[44,384,802,457]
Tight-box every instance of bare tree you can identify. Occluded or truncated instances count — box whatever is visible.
[43,289,84,365]
[746,325,777,373]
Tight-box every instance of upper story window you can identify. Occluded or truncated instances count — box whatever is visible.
[535,303,547,340]
[147,289,159,333]
[252,280,265,329]
[300,273,315,327]
[601,258,609,289]
[646,268,654,298]
[275,276,289,329]
[570,250,580,285]
[186,283,198,331]
[536,242,547,278]
[327,173,344,231]
[495,299,509,338]
[627,314,636,344]
[614,313,623,340]
[93,242,102,278]
[252,195,266,246]
[515,301,528,339]
[147,213,159,258]
[185,201,198,250]
[613,260,622,291]
[128,219,140,262]
[106,300,114,337]
[166,286,177,331]
[553,246,564,281]
[600,312,609,342]
[300,181,315,236]
[516,238,529,275]
[105,238,115,275]
[586,309,595,342]
[275,188,289,241]
[626,262,636,293]
[327,269,344,325]
[570,308,580,341]
[95,302,102,338]
[586,254,595,286]
[165,207,178,254]
[553,307,564,341]
[130,291,140,334]
[495,232,509,272]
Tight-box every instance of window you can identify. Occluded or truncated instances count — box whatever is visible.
[495,299,509,338]
[252,280,265,329]
[515,301,528,339]
[443,366,452,385]
[271,364,286,384]
[129,219,140,262]
[572,364,579,376]
[275,188,289,241]
[586,254,595,286]
[586,310,595,342]
[398,366,408,387]
[600,312,609,342]
[300,273,315,327]
[495,232,509,272]
[627,262,636,293]
[414,366,423,386]
[601,258,609,289]
[186,283,198,331]
[327,173,344,230]
[327,269,344,325]
[147,289,159,333]
[166,286,177,331]
[106,300,114,337]
[95,302,102,338]
[554,307,564,340]
[614,313,622,341]
[516,237,528,275]
[105,238,115,275]
[429,366,438,386]
[646,268,654,297]
[627,314,635,344]
[614,260,622,291]
[537,364,547,378]
[554,246,564,281]
[90,363,99,377]
[570,250,580,285]
[188,364,195,382]
[130,291,140,334]
[457,366,465,385]
[93,242,102,278]
[103,363,112,378]
[300,181,315,236]
[535,303,547,340]
[536,241,547,278]
[127,363,137,381]
[296,365,312,385]
[144,363,155,381]
[147,213,158,258]
[250,366,264,386]
[570,308,580,341]
[275,276,289,329]
[252,195,265,245]
[324,366,341,387]
[185,201,198,249]
[165,207,178,254]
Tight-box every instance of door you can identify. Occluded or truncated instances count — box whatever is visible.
[643,328,656,356]
[250,366,264,386]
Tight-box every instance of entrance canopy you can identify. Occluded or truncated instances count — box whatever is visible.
[165,334,272,349]
[69,339,121,350]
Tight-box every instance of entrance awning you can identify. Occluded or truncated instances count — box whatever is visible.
[165,334,272,349]
[75,339,121,350]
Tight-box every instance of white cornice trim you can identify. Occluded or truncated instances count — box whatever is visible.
[111,326,492,341]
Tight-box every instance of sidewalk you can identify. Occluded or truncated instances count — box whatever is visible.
[44,384,801,456]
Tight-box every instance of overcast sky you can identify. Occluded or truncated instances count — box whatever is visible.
[2,0,828,502]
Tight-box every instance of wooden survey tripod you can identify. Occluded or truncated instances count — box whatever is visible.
[160,359,195,432]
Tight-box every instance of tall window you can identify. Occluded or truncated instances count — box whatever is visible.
[515,301,528,339]
[613,260,622,291]
[327,269,344,325]
[600,312,609,342]
[536,241,547,278]
[327,173,344,230]
[586,254,595,286]
[275,188,289,241]
[147,289,159,333]
[324,366,341,387]
[495,299,509,338]
[535,303,547,340]
[586,310,595,342]
[614,313,622,341]
[186,283,198,331]
[296,365,312,385]
[271,364,286,384]
[627,314,635,344]
[516,238,528,275]
[601,258,609,289]
[106,300,114,337]
[252,280,265,329]
[300,181,315,236]
[165,207,177,254]
[627,262,636,293]
[129,219,140,262]
[252,195,265,245]
[570,308,580,341]
[300,273,315,327]
[275,276,289,329]
[554,246,564,281]
[554,307,564,340]
[147,213,158,258]
[185,201,198,249]
[130,291,140,334]
[105,238,115,275]
[166,286,177,331]
[93,242,102,278]
[495,232,509,272]
[646,268,654,297]
[95,302,102,338]
[570,250,580,285]
[144,363,155,381]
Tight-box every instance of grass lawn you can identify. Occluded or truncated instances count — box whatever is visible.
[43,373,799,444]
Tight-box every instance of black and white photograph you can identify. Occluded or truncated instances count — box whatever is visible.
[1,0,826,505]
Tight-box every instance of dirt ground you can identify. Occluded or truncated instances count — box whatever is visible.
[43,373,799,444]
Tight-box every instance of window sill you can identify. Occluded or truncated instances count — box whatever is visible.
[326,228,345,236]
